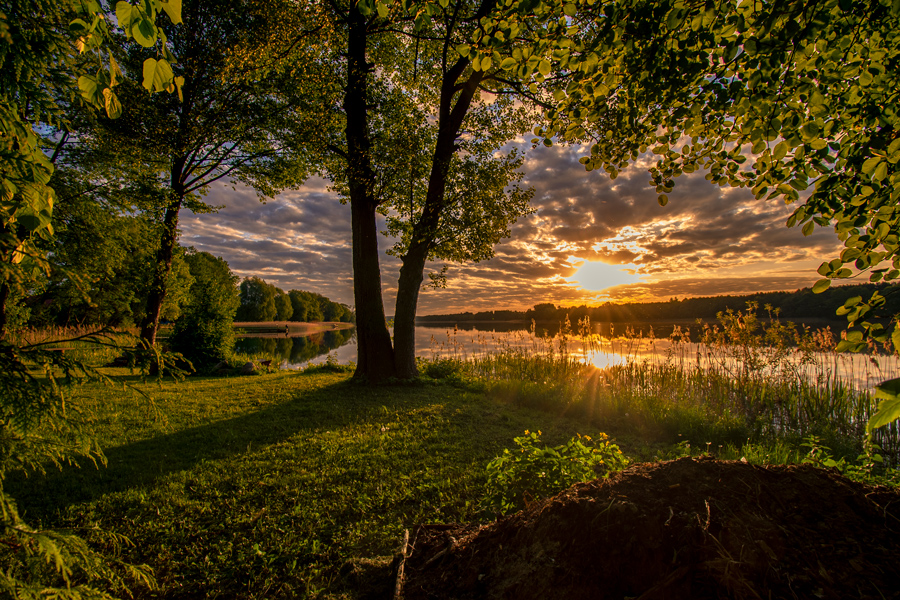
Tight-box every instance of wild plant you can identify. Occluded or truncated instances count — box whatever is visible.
[483,430,629,516]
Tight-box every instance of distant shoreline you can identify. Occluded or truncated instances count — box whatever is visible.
[234,321,354,337]
[415,317,847,326]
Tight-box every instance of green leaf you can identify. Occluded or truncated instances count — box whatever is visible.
[800,122,819,142]
[132,15,157,47]
[78,75,101,103]
[102,88,122,119]
[15,214,43,234]
[116,1,137,32]
[108,50,121,87]
[538,59,551,76]
[142,57,174,93]
[456,44,470,57]
[773,141,788,160]
[666,8,683,30]
[657,194,668,206]
[862,156,882,175]
[744,38,757,55]
[70,18,91,34]
[812,278,831,293]
[802,220,814,236]
[867,378,900,432]
[376,1,388,18]
[836,339,866,352]
[480,55,492,71]
[500,57,517,70]
[161,0,182,24]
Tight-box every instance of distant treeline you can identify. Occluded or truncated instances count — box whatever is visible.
[237,276,354,323]
[417,284,900,325]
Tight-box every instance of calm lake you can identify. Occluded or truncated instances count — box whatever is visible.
[234,320,900,391]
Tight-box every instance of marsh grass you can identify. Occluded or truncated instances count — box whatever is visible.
[12,325,133,364]
[427,305,900,465]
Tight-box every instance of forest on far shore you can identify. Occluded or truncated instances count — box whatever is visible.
[417,283,899,325]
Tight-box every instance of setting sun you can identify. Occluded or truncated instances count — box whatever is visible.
[568,261,644,292]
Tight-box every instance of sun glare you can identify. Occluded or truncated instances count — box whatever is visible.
[568,261,643,292]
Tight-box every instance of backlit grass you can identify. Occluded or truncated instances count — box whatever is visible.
[427,307,900,465]
[10,306,900,598]
[7,369,610,599]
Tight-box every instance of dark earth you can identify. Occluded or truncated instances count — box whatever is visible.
[388,457,900,600]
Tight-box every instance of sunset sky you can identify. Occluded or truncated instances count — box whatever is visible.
[178,142,843,315]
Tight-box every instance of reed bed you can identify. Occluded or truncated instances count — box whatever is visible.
[11,325,135,364]
[427,305,900,465]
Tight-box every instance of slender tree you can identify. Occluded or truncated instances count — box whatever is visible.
[94,0,322,345]
[288,289,310,322]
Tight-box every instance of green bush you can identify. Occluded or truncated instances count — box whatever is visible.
[484,430,630,516]
[302,353,354,374]
[169,251,239,371]
[421,358,463,379]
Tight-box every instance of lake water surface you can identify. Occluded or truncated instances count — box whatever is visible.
[235,321,900,391]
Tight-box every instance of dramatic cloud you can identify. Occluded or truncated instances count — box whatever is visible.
[179,145,843,315]
[179,177,366,306]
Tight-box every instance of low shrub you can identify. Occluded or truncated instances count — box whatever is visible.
[483,430,630,516]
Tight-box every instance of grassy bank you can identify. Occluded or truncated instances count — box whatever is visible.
[8,369,613,599]
[8,307,900,598]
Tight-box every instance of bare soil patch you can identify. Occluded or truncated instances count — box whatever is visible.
[399,457,900,600]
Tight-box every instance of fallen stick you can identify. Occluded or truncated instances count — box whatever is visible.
[393,529,410,600]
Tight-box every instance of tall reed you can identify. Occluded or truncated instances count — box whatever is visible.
[428,305,900,465]
[12,325,134,364]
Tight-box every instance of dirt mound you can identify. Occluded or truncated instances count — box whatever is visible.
[399,457,900,600]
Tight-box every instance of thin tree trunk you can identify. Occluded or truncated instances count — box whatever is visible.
[392,63,485,378]
[345,8,396,382]
[139,196,183,345]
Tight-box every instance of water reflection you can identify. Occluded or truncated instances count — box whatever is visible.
[234,328,356,368]
[417,319,847,343]
[235,321,899,392]
[416,324,900,392]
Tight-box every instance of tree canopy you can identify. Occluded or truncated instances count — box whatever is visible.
[236,277,351,324]
[169,249,239,369]
[527,0,900,348]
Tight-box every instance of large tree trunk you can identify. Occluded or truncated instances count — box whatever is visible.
[139,195,183,345]
[392,64,485,378]
[345,9,396,382]
[350,198,395,381]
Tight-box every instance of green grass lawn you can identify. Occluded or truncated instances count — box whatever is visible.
[8,369,619,599]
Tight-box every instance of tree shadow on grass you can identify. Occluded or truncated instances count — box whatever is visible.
[6,376,412,523]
